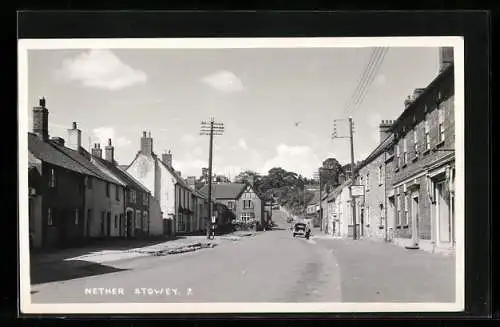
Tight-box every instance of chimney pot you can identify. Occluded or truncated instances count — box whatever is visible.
[39,97,46,107]
[72,122,77,129]
[143,131,147,137]
[108,138,112,146]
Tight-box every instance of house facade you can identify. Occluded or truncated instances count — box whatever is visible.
[126,133,194,236]
[356,130,395,241]
[388,59,455,255]
[198,183,264,227]
[50,123,126,240]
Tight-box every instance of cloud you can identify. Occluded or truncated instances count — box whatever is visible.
[193,147,203,156]
[92,126,131,148]
[238,139,249,150]
[200,70,244,93]
[260,144,321,178]
[55,49,147,90]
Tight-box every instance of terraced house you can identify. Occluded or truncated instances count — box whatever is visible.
[388,48,455,255]
[28,99,125,248]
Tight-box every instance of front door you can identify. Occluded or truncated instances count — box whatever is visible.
[106,212,111,237]
[436,181,451,243]
[412,195,419,245]
[126,211,133,237]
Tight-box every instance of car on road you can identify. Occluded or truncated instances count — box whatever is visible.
[292,222,311,238]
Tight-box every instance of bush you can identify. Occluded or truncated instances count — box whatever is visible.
[232,219,257,231]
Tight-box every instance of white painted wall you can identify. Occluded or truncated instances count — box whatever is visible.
[149,196,163,236]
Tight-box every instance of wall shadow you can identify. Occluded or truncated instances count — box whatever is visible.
[31,260,129,284]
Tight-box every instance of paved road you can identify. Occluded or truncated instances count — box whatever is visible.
[30,210,455,304]
[31,210,341,303]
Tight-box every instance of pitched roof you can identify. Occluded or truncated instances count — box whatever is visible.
[93,156,150,193]
[198,183,247,200]
[49,142,118,184]
[154,153,192,190]
[28,133,99,177]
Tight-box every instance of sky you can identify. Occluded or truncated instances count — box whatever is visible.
[27,46,440,179]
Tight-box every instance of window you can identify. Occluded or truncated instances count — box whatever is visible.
[241,212,255,222]
[366,173,370,191]
[143,193,148,206]
[424,114,430,150]
[178,213,185,231]
[438,104,445,142]
[378,166,383,185]
[396,195,401,226]
[228,201,235,210]
[49,168,56,188]
[115,215,118,228]
[129,190,136,203]
[396,144,401,167]
[403,194,409,225]
[115,186,120,201]
[47,208,54,226]
[135,211,141,230]
[106,183,110,197]
[74,209,79,225]
[413,129,419,158]
[243,200,253,209]
[403,138,408,164]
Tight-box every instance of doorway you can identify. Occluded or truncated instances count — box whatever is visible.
[411,195,419,245]
[106,212,111,237]
[126,211,133,237]
[436,181,451,243]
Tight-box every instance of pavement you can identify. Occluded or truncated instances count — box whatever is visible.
[29,210,456,304]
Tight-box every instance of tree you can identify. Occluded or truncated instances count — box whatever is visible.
[320,158,345,190]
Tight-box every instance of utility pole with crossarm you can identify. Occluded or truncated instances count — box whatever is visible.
[200,117,224,240]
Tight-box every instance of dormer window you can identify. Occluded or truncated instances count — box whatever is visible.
[49,168,56,188]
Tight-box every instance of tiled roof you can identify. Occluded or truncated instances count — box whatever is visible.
[198,183,247,200]
[50,142,118,184]
[28,133,99,177]
[93,157,150,193]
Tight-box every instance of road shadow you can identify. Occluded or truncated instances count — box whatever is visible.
[30,260,129,285]
[30,236,188,264]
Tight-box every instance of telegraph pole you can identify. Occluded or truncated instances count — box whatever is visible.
[348,116,357,240]
[200,117,224,240]
[332,117,357,240]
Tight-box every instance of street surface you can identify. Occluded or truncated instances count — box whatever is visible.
[30,210,455,303]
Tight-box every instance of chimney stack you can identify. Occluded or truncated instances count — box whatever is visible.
[439,47,454,72]
[404,95,412,108]
[33,97,49,140]
[187,176,196,189]
[105,138,114,162]
[162,150,172,167]
[91,143,102,158]
[140,131,153,157]
[175,170,182,177]
[412,88,426,101]
[202,168,209,182]
[67,121,82,151]
[379,120,393,143]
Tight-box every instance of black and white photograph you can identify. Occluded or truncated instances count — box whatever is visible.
[18,37,464,314]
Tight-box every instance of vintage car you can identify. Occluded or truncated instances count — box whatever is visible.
[292,222,311,238]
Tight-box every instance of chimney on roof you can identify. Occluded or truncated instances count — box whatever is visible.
[140,131,153,157]
[162,150,172,167]
[439,47,454,72]
[50,137,65,146]
[202,168,209,183]
[67,121,82,151]
[404,95,413,108]
[91,143,102,158]
[175,170,181,177]
[105,138,114,162]
[379,119,393,143]
[33,97,49,140]
[187,176,196,189]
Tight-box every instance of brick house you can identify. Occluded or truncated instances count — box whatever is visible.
[356,127,395,241]
[388,52,455,254]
